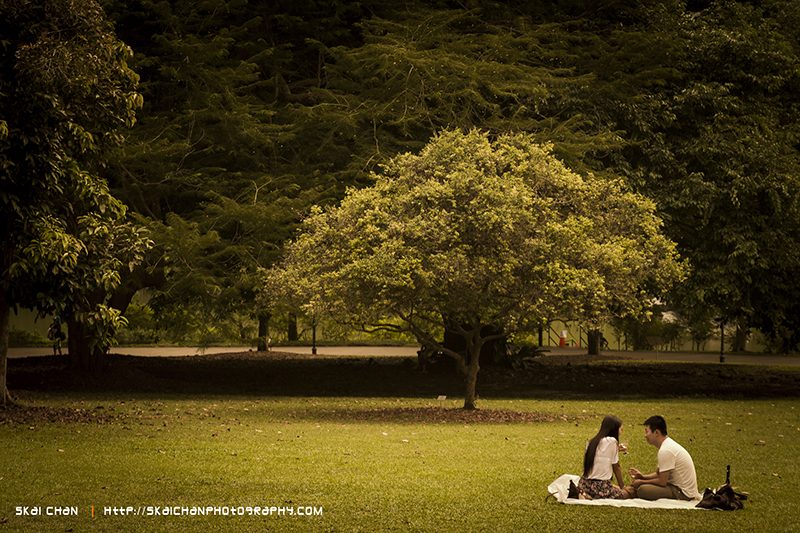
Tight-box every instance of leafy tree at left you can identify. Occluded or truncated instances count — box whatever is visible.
[0,0,151,402]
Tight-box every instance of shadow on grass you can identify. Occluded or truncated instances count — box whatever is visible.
[7,350,800,401]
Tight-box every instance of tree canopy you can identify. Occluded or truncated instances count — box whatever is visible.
[271,130,683,408]
[584,1,800,349]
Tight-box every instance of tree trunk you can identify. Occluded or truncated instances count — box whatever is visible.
[733,321,748,352]
[587,329,602,356]
[463,351,480,410]
[438,319,499,410]
[288,313,298,342]
[67,317,106,374]
[0,289,15,405]
[462,336,484,410]
[257,311,271,351]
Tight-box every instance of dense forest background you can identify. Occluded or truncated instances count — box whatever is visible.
[6,0,800,357]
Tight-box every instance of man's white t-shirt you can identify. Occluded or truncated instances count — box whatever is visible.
[658,437,698,498]
[585,436,619,480]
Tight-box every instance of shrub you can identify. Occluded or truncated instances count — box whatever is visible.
[8,327,49,347]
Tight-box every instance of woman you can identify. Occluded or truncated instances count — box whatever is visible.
[577,415,631,499]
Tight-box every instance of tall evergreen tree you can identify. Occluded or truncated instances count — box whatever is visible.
[102,0,322,343]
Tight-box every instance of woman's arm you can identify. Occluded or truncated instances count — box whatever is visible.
[612,462,625,488]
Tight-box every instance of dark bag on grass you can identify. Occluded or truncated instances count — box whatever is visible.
[696,484,747,510]
[568,479,580,499]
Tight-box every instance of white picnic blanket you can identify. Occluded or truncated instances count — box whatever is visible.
[547,474,703,509]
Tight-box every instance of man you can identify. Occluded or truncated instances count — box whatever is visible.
[628,415,699,501]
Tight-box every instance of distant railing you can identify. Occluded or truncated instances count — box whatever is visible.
[548,324,561,346]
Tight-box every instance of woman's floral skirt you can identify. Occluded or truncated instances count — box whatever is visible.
[578,477,624,499]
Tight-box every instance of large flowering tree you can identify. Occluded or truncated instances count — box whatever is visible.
[271,130,683,409]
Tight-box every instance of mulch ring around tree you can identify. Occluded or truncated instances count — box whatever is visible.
[339,407,580,423]
[0,403,578,426]
[0,404,112,426]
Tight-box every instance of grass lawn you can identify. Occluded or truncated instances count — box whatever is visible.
[1,352,799,532]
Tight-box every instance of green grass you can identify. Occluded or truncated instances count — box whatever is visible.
[2,392,798,532]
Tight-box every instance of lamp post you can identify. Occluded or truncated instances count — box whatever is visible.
[312,321,317,355]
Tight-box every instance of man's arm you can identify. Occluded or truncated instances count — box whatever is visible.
[630,468,670,489]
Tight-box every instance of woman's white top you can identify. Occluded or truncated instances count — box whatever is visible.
[585,436,619,480]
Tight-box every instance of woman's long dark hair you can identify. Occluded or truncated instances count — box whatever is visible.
[583,415,622,478]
